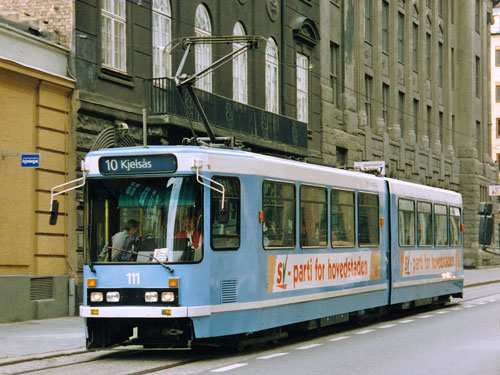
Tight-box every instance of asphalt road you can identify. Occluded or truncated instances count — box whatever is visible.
[3,284,500,375]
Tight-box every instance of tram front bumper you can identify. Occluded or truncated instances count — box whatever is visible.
[80,305,211,318]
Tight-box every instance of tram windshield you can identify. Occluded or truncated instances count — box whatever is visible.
[87,176,203,264]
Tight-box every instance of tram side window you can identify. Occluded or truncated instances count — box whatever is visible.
[449,206,461,246]
[417,201,433,246]
[300,186,327,248]
[211,177,240,250]
[331,189,355,247]
[262,181,296,249]
[435,204,448,246]
[399,199,415,246]
[358,193,379,246]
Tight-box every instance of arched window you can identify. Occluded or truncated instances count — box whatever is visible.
[152,0,171,78]
[233,22,247,104]
[195,4,212,92]
[265,38,279,113]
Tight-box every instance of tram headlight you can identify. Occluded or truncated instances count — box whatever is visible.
[106,291,120,303]
[145,291,159,303]
[90,292,103,302]
[161,292,175,302]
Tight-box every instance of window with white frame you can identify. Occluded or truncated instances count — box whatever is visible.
[265,38,279,113]
[233,22,247,104]
[195,4,212,92]
[152,0,171,78]
[101,0,126,72]
[296,53,308,123]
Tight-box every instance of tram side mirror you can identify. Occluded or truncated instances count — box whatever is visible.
[49,200,59,226]
[478,202,493,246]
[478,202,493,215]
[217,199,229,224]
[479,216,493,245]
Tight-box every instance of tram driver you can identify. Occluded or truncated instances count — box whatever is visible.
[175,208,202,261]
[108,219,141,262]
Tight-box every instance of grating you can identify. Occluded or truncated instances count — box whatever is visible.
[30,277,54,301]
[221,280,238,304]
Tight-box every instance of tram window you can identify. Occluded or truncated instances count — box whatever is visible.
[262,181,296,249]
[300,186,328,248]
[358,193,379,246]
[87,176,202,264]
[449,206,461,246]
[331,189,355,247]
[211,177,240,250]
[417,201,433,246]
[398,199,415,247]
[435,204,448,246]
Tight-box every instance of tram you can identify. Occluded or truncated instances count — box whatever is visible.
[65,145,463,349]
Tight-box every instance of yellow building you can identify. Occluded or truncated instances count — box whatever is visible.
[0,21,75,322]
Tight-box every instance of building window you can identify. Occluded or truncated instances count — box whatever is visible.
[439,111,443,144]
[397,12,405,63]
[382,0,389,53]
[365,0,372,43]
[451,0,455,23]
[477,121,481,155]
[330,42,340,107]
[412,23,418,72]
[475,0,480,33]
[382,83,389,124]
[496,50,500,67]
[365,74,373,128]
[194,4,212,92]
[101,0,126,72]
[296,53,309,123]
[398,91,405,132]
[497,153,500,165]
[413,99,419,137]
[496,118,500,138]
[475,56,480,97]
[451,47,455,90]
[152,0,171,78]
[438,0,444,17]
[425,33,431,80]
[336,147,347,167]
[426,106,432,141]
[233,22,247,104]
[496,85,500,102]
[265,38,279,114]
[438,42,443,86]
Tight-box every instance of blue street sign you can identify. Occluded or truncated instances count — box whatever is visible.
[21,154,40,168]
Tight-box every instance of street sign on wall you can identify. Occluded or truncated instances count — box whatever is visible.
[20,154,40,168]
[354,161,386,176]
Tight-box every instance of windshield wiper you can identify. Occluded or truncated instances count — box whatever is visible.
[102,247,174,273]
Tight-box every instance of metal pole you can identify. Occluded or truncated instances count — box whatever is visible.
[142,108,148,148]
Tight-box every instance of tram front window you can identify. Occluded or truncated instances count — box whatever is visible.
[87,176,203,264]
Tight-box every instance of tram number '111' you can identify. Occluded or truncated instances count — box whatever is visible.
[127,272,140,285]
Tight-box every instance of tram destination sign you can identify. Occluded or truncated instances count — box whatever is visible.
[99,154,177,175]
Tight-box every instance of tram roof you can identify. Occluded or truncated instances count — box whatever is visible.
[85,146,459,198]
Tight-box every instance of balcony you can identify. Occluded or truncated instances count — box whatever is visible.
[146,77,307,156]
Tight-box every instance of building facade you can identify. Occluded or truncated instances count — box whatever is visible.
[491,5,500,168]
[0,17,75,322]
[319,0,500,267]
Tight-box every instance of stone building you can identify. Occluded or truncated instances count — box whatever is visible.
[491,5,500,169]
[319,0,500,267]
[0,14,75,322]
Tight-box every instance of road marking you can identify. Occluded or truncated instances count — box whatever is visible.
[378,324,397,329]
[476,302,487,305]
[329,336,350,342]
[399,319,414,324]
[257,353,289,360]
[450,307,462,311]
[296,343,323,350]
[355,329,376,335]
[418,315,433,319]
[211,364,248,372]
[464,304,476,308]
[435,310,450,314]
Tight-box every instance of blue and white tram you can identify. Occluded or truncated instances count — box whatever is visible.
[79,146,463,348]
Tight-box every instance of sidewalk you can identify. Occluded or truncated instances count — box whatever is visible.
[0,268,499,365]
